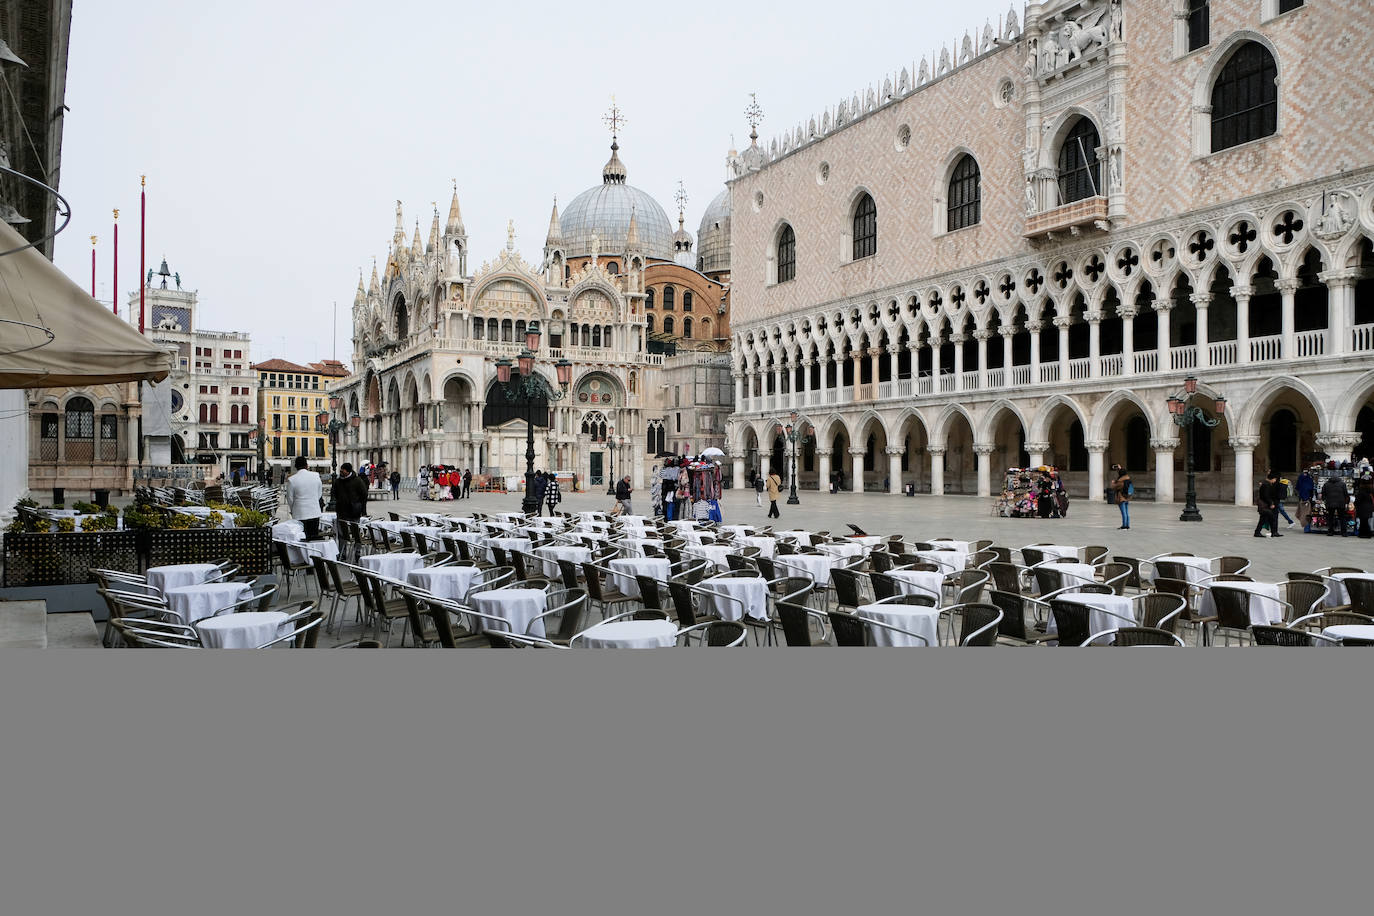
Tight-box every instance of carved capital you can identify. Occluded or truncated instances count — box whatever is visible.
[813,447,832,457]
[1024,441,1050,454]
[972,443,995,456]
[1153,301,1174,313]
[884,446,906,456]
[1227,436,1261,451]
[1086,440,1110,453]
[1192,294,1212,308]
[1315,431,1363,449]
[1150,437,1181,451]
[1052,316,1074,330]
[1275,279,1301,294]
[1230,285,1253,301]
[927,445,947,456]
[848,447,868,457]
[948,333,967,345]
[1025,320,1044,333]
[973,329,993,342]
[999,327,1017,339]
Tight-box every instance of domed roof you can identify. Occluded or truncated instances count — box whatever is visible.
[696,188,731,274]
[559,144,675,261]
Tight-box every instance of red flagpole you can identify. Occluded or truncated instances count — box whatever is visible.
[139,176,146,333]
[90,235,96,297]
[113,209,119,316]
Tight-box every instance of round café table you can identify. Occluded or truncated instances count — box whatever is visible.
[857,602,939,646]
[196,611,289,648]
[146,563,220,594]
[575,619,678,648]
[165,582,253,624]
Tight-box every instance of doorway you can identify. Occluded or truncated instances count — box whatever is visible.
[589,451,604,487]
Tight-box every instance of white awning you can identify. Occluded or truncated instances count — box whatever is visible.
[0,221,171,388]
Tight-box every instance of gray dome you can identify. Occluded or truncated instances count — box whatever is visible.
[696,188,731,274]
[560,182,675,261]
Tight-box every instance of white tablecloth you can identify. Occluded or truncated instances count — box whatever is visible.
[273,521,305,541]
[406,565,483,602]
[369,520,408,532]
[1046,592,1138,637]
[1152,555,1214,585]
[146,563,220,594]
[698,576,770,622]
[857,602,939,647]
[623,537,665,558]
[925,541,971,568]
[819,541,867,560]
[607,557,671,599]
[534,545,591,580]
[494,512,529,522]
[1323,624,1374,645]
[485,537,533,563]
[472,588,547,637]
[914,549,964,572]
[737,535,777,559]
[1325,572,1374,607]
[775,530,812,547]
[577,619,678,648]
[1198,581,1285,626]
[286,537,339,567]
[359,552,424,581]
[888,569,944,602]
[196,611,289,649]
[165,582,252,624]
[686,545,732,571]
[775,553,844,586]
[1034,545,1081,562]
[1051,563,1100,590]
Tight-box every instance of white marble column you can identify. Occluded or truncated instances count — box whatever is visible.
[1028,321,1042,381]
[1233,287,1251,365]
[1277,279,1298,360]
[733,371,745,410]
[973,443,994,498]
[951,334,966,390]
[928,446,946,496]
[816,448,832,495]
[974,329,990,390]
[1087,313,1102,378]
[848,447,866,494]
[886,446,904,494]
[1193,293,1211,369]
[1323,271,1355,356]
[1155,303,1172,372]
[1086,440,1107,503]
[1000,328,1014,383]
[1120,307,1136,373]
[1152,437,1179,504]
[1056,316,1071,379]
[1315,431,1362,466]
[1228,436,1259,506]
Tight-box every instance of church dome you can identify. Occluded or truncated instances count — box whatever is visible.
[560,143,675,261]
[696,188,731,274]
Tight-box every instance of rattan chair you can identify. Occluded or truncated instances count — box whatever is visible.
[1250,625,1336,646]
[1084,627,1185,646]
[526,588,591,645]
[1217,556,1251,576]
[987,589,1052,644]
[1282,579,1328,624]
[952,603,1003,646]
[1083,546,1109,565]
[1137,592,1186,633]
[1048,599,1095,646]
[946,568,991,606]
[829,567,868,613]
[676,620,747,646]
[775,600,830,646]
[1208,586,1290,646]
[581,562,637,620]
[1290,610,1374,631]
[272,540,314,599]
[987,562,1026,595]
[825,609,931,646]
[1111,556,1146,591]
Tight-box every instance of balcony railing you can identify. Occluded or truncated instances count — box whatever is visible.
[938,373,956,394]
[1209,341,1237,367]
[961,371,979,391]
[917,376,933,396]
[1352,324,1374,353]
[986,368,1005,388]
[855,382,875,401]
[1024,196,1109,239]
[1068,357,1091,380]
[1011,366,1032,387]
[1133,351,1158,374]
[1100,354,1123,377]
[1250,335,1281,362]
[1039,364,1060,384]
[1295,329,1326,358]
[1169,346,1196,371]
[896,379,913,397]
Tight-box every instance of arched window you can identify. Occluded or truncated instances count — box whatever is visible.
[39,412,57,461]
[1057,118,1102,204]
[65,397,94,461]
[645,288,654,309]
[473,318,485,339]
[701,318,713,340]
[777,224,796,283]
[606,261,618,275]
[663,286,675,310]
[852,193,876,260]
[603,326,612,349]
[664,316,675,335]
[592,326,602,347]
[1187,0,1209,53]
[683,318,693,339]
[515,320,526,342]
[487,317,498,340]
[199,403,208,423]
[229,405,239,424]
[210,404,219,423]
[501,319,513,342]
[1211,42,1278,152]
[393,296,409,338]
[646,314,655,333]
[947,155,981,231]
[683,291,693,312]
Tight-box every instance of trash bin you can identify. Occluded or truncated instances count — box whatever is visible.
[52,487,64,507]
[93,489,110,508]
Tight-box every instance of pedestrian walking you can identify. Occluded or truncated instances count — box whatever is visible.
[1274,476,1295,528]
[614,475,633,516]
[417,466,429,499]
[754,470,764,507]
[1111,465,1132,529]
[545,474,563,517]
[389,469,401,500]
[462,468,472,498]
[333,462,368,555]
[1322,473,1350,537]
[285,455,324,540]
[1254,471,1282,538]
[1296,468,1315,532]
[1357,477,1374,539]
[532,471,548,515]
[766,469,782,518]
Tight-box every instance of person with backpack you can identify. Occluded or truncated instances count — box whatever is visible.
[766,469,783,518]
[1111,465,1132,530]
[389,468,401,500]
[1296,468,1315,532]
[545,473,563,517]
[754,469,764,507]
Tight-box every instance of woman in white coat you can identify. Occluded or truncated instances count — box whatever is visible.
[284,455,324,539]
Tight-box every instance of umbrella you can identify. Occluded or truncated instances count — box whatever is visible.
[700,447,725,459]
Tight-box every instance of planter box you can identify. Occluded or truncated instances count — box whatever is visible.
[143,527,272,575]
[2,531,140,588]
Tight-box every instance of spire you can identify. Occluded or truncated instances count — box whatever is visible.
[368,258,379,295]
[411,220,423,257]
[446,182,464,235]
[625,206,640,249]
[429,205,440,252]
[602,96,628,185]
[355,270,365,305]
[545,196,563,246]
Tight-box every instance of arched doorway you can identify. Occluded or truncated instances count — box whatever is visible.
[1268,409,1300,473]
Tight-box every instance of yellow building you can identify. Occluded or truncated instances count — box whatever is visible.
[252,359,351,477]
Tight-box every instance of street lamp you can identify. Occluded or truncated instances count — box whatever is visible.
[785,410,802,505]
[493,320,572,514]
[248,420,266,484]
[317,395,350,510]
[606,425,618,495]
[1166,375,1226,522]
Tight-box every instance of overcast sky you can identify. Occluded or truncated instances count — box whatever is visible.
[52,0,1017,365]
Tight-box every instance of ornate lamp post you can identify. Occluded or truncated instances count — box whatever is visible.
[1166,375,1226,522]
[317,396,350,510]
[785,410,802,505]
[248,420,266,484]
[605,425,618,496]
[494,320,573,514]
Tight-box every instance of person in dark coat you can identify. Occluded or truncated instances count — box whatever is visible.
[1356,478,1374,539]
[462,468,472,498]
[1322,474,1350,537]
[545,475,562,517]
[1255,472,1281,537]
[389,469,401,500]
[531,471,548,514]
[1296,469,1316,532]
[332,462,369,554]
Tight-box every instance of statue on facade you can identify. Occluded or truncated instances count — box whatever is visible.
[1062,5,1110,62]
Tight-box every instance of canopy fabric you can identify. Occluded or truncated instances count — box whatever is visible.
[0,221,171,388]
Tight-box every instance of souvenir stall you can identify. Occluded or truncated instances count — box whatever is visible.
[995,467,1066,519]
[673,457,725,522]
[1308,461,1361,534]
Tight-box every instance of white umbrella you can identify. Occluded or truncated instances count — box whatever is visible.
[700,447,725,459]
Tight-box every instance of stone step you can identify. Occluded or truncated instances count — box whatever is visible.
[47,612,103,648]
[0,600,48,648]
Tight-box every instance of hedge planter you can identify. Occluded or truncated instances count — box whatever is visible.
[142,527,272,575]
[2,531,140,588]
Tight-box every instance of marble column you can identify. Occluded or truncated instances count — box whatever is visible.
[974,329,990,390]
[815,448,832,495]
[1028,321,1042,382]
[973,443,994,498]
[928,446,946,496]
[1152,437,1179,503]
[1233,287,1251,365]
[1277,279,1298,360]
[951,334,966,390]
[1193,293,1211,369]
[798,359,811,405]
[1322,271,1355,357]
[1055,316,1071,379]
[1086,440,1107,503]
[848,446,867,494]
[868,348,881,390]
[1120,308,1136,374]
[1315,431,1362,466]
[886,446,904,494]
[733,371,745,410]
[1025,441,1049,470]
[1155,303,1172,372]
[1228,436,1259,507]
[759,453,770,483]
[1087,313,1102,378]
[1000,328,1015,387]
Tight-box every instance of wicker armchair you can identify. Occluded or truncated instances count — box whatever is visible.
[1084,627,1184,646]
[775,600,830,646]
[676,620,747,646]
[829,567,869,613]
[1250,625,1338,646]
[1137,593,1186,633]
[1111,556,1146,591]
[1048,599,1095,646]
[987,562,1026,595]
[1282,579,1328,623]
[952,603,1003,646]
[987,590,1052,644]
